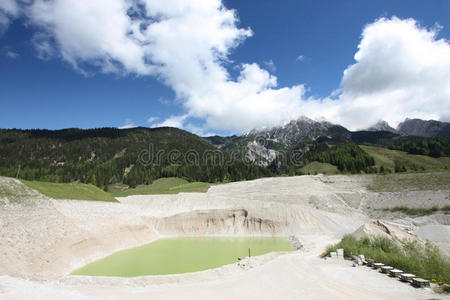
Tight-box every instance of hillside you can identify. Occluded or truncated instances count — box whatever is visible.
[1,123,448,191]
[361,145,450,173]
[21,180,118,202]
[0,127,271,189]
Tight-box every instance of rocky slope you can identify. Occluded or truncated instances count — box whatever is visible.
[397,118,450,137]
[247,116,350,147]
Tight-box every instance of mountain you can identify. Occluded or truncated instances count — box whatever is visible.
[396,118,450,137]
[205,117,351,166]
[205,135,286,167]
[0,127,271,188]
[367,121,397,133]
[247,116,351,147]
[2,117,449,188]
[205,117,449,167]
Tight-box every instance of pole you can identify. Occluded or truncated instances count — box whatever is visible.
[248,247,251,258]
[16,164,21,179]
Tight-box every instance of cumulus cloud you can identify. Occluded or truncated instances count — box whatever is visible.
[0,0,20,34]
[25,0,298,132]
[27,0,156,74]
[22,0,308,132]
[4,0,450,133]
[326,17,450,129]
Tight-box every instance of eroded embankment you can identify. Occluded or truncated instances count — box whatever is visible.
[0,175,368,280]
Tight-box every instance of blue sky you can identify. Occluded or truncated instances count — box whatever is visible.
[0,0,449,134]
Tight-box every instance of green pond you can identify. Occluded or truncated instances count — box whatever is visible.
[72,237,295,277]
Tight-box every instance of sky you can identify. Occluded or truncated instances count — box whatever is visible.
[0,0,449,136]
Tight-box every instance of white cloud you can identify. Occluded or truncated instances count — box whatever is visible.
[27,0,155,75]
[153,114,188,128]
[296,55,305,62]
[0,0,20,35]
[118,119,137,129]
[263,59,276,72]
[147,116,159,123]
[5,1,449,133]
[328,17,450,129]
[185,63,306,132]
[0,0,19,15]
[31,32,54,60]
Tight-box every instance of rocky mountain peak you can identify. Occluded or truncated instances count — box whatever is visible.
[367,121,397,133]
[396,118,450,137]
[246,116,348,147]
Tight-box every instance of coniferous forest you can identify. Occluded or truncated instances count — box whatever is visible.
[0,127,448,190]
[0,127,271,189]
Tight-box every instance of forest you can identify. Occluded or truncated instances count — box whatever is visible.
[270,141,376,175]
[0,127,271,189]
[0,127,448,189]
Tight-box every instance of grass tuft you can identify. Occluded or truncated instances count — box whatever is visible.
[379,206,448,216]
[326,235,450,283]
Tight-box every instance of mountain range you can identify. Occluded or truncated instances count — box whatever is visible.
[205,117,450,165]
[0,117,448,188]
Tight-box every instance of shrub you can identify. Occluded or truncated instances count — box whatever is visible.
[325,235,450,283]
[382,206,442,216]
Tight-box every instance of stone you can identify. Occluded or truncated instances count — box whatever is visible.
[411,278,430,288]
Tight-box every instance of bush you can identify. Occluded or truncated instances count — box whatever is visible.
[326,235,450,283]
[382,206,444,216]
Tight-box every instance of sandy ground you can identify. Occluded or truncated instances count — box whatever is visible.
[0,174,449,299]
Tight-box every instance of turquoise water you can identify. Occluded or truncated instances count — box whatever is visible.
[72,237,295,277]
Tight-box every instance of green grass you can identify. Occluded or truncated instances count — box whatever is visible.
[367,172,450,192]
[361,145,450,172]
[110,177,216,197]
[168,181,214,193]
[379,205,450,216]
[21,180,118,202]
[299,162,340,175]
[326,235,450,283]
